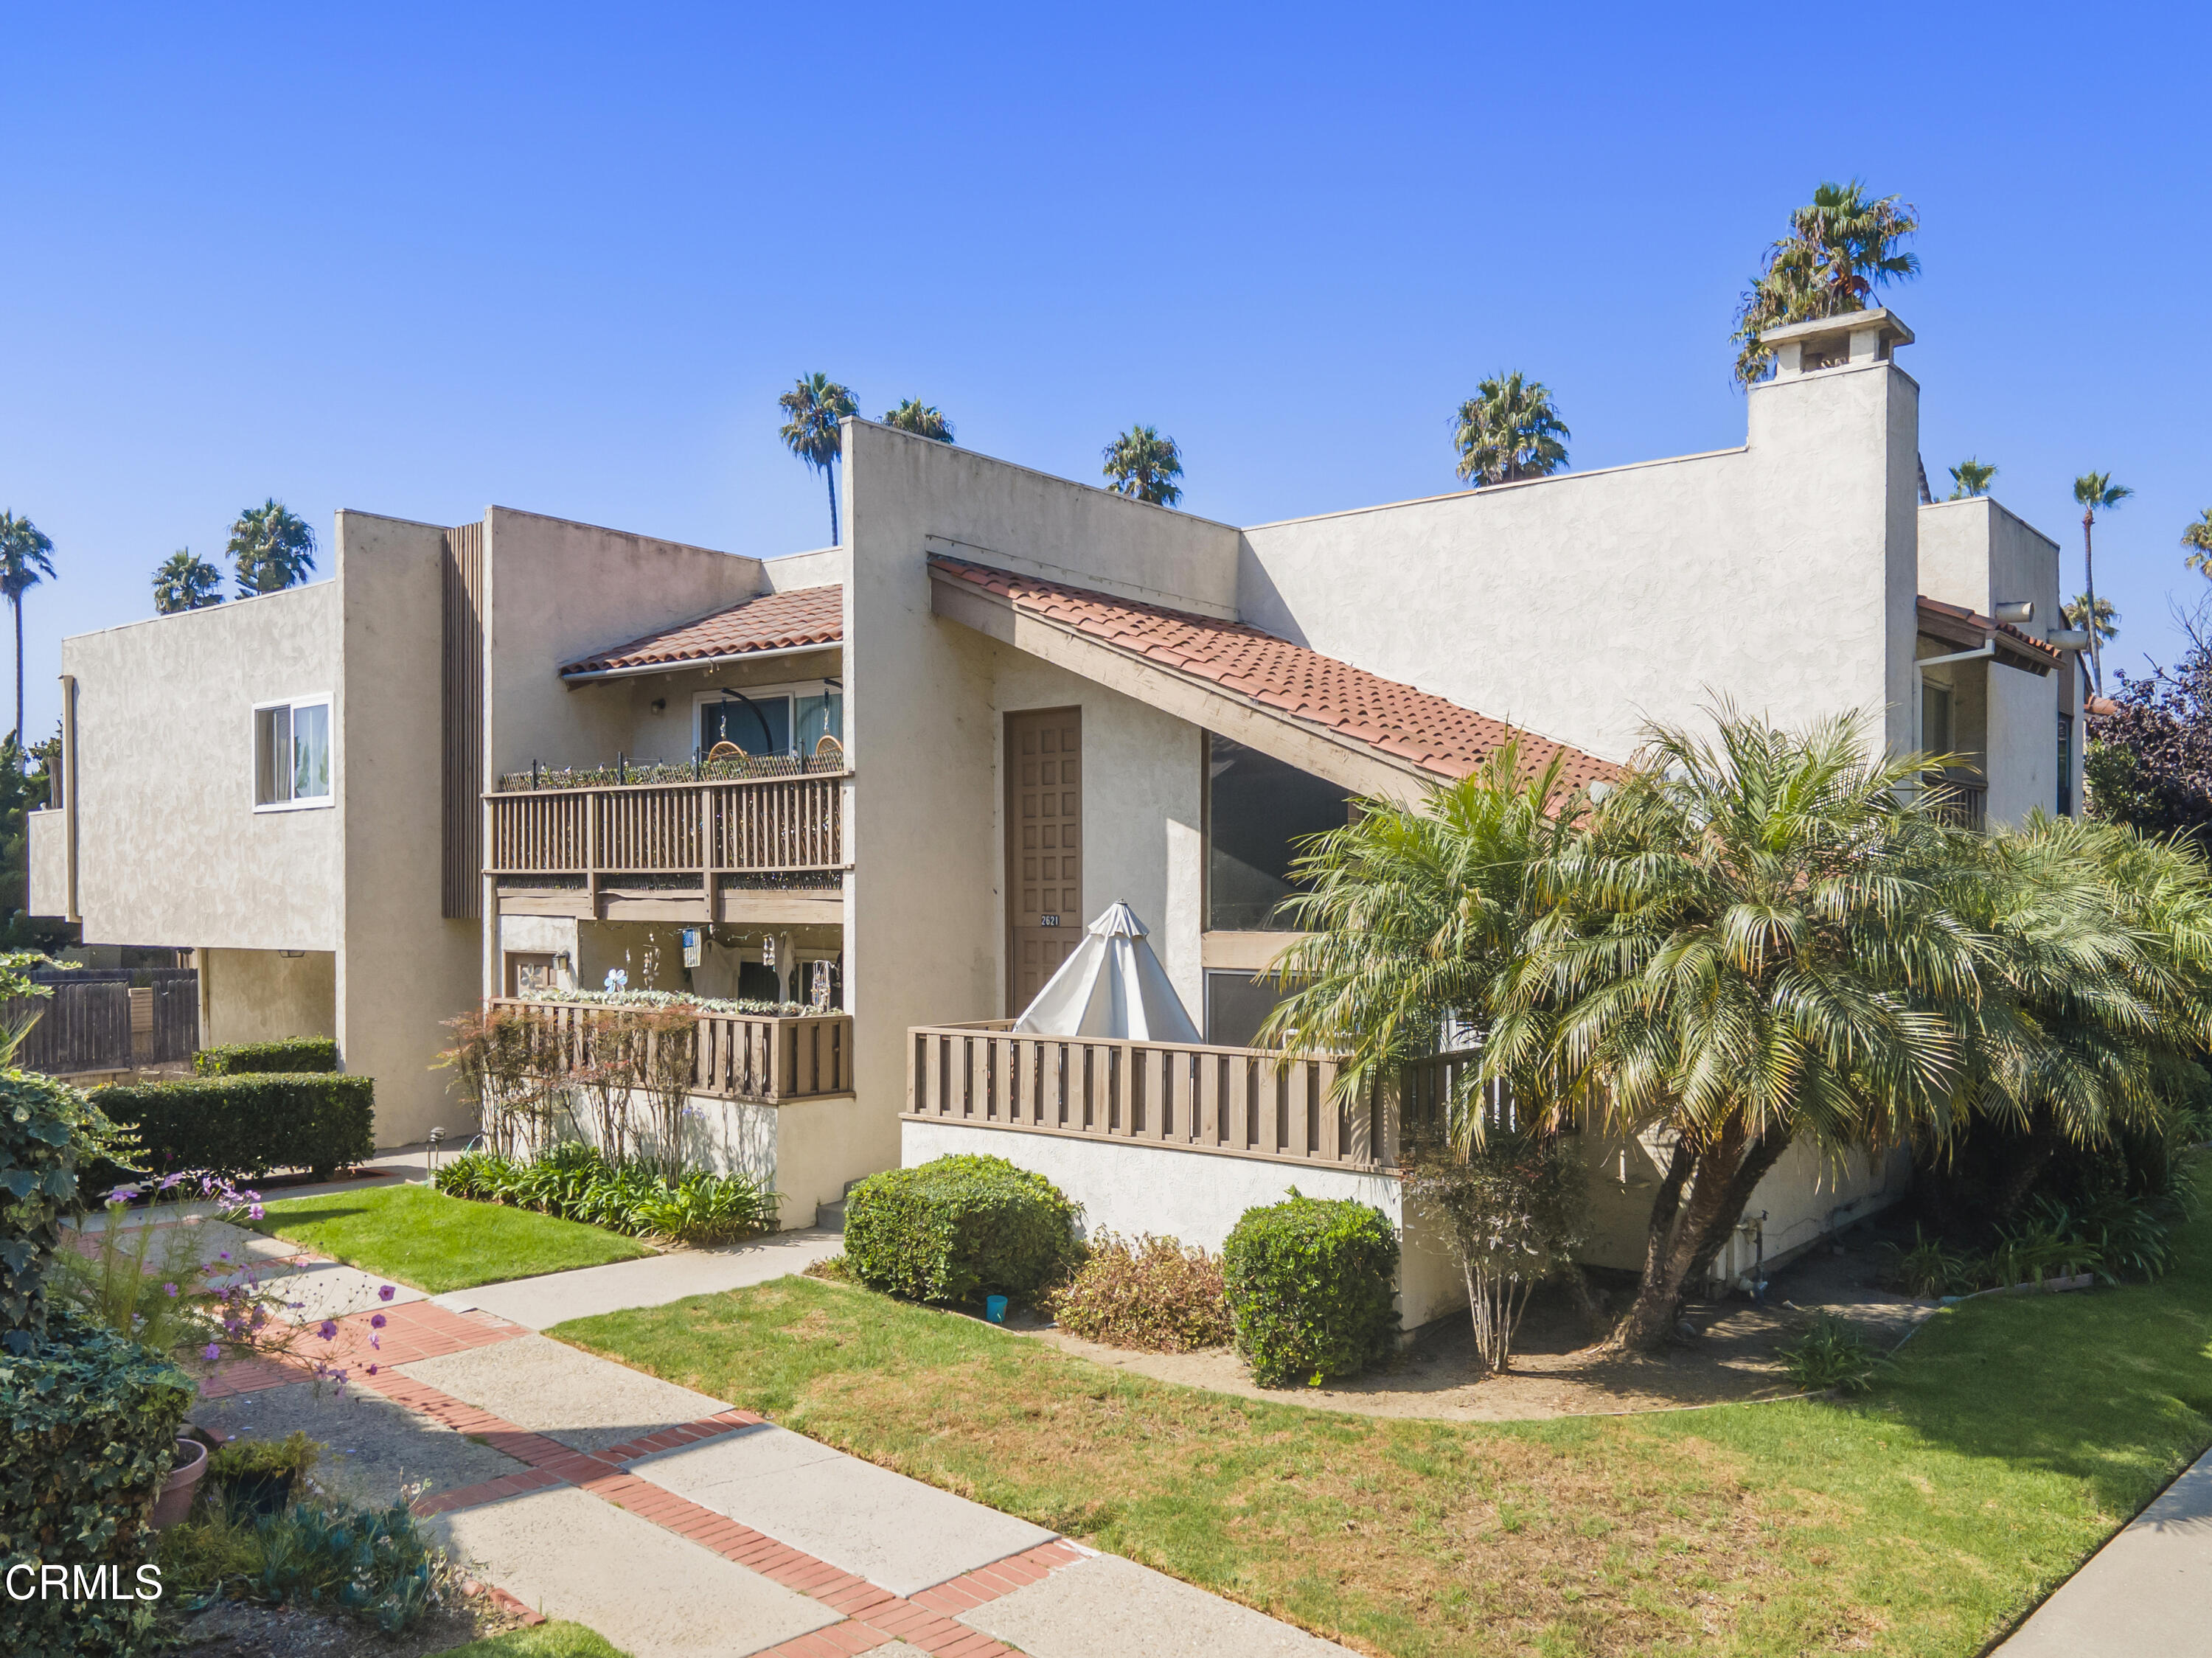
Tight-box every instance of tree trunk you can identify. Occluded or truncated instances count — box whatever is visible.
[2083,510,2103,695]
[827,464,841,546]
[11,593,21,752]
[1610,1120,1795,1352]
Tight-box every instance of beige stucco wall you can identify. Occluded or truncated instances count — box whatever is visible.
[26,809,64,916]
[199,947,336,1047]
[1237,360,1923,768]
[61,584,342,952]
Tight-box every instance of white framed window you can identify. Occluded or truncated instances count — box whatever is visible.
[253,695,333,809]
[692,680,842,759]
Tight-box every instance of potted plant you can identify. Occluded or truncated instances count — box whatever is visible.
[151,1438,209,1530]
[207,1430,322,1516]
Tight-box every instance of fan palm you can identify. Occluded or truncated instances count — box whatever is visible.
[883,400,954,443]
[2182,509,2212,578]
[152,548,225,615]
[228,500,317,598]
[2063,593,2119,647]
[1733,181,1921,384]
[1450,374,1570,487]
[777,374,858,544]
[2073,473,2132,694]
[0,512,56,748]
[1948,458,1997,499]
[1102,426,1183,506]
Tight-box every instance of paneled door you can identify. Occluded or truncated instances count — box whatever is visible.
[1006,707,1083,1014]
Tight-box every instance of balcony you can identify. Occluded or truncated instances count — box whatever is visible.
[1923,770,1987,831]
[487,756,848,923]
[906,1021,1472,1172]
[495,996,854,1103]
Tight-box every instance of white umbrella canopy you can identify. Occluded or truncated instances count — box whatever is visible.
[1013,901,1201,1042]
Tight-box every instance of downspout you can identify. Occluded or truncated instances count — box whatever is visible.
[59,672,79,924]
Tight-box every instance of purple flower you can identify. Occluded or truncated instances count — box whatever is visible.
[248,1205,265,1220]
[202,1343,221,1362]
[369,1312,386,1329]
[163,1283,178,1298]
[378,1284,395,1302]
[159,1172,183,1191]
[318,1320,338,1341]
[366,1364,378,1376]
[108,1184,137,1203]
[369,1333,381,1350]
[218,1251,232,1263]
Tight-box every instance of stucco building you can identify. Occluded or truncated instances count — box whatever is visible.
[32,307,2084,1317]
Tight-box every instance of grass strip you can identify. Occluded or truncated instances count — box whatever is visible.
[251,1183,650,1294]
[446,1621,632,1656]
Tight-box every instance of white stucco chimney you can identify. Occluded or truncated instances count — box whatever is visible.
[1759,307,1915,377]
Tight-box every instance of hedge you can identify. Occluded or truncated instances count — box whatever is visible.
[192,1037,340,1076]
[1,1309,193,1657]
[88,1073,375,1182]
[1222,1192,1400,1387]
[1,1068,102,1354]
[844,1154,1081,1305]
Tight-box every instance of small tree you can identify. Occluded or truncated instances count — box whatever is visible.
[883,400,954,442]
[635,1007,700,1182]
[439,1006,555,1157]
[2180,509,2212,578]
[1102,425,1183,506]
[1401,1125,1584,1373]
[2085,619,2212,841]
[1947,459,1997,499]
[779,374,858,544]
[152,548,224,614]
[1450,373,1569,486]
[229,499,317,598]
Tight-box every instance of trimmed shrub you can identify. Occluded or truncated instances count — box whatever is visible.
[193,1037,340,1077]
[1222,1192,1400,1387]
[1048,1231,1233,1351]
[844,1154,1081,1305]
[1,1309,194,1657]
[89,1074,374,1182]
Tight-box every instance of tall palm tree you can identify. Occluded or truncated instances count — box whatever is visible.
[1733,181,1921,384]
[1102,426,1183,506]
[778,374,858,544]
[1451,373,1570,486]
[228,500,317,598]
[1947,458,1997,499]
[0,513,55,750]
[2181,508,2212,578]
[2073,472,2132,694]
[2062,593,2119,648]
[152,548,225,615]
[883,400,954,443]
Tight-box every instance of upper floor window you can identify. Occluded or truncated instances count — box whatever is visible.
[254,697,331,809]
[1205,732,1353,931]
[695,684,842,759]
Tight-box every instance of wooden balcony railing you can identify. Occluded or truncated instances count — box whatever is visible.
[487,772,847,882]
[1924,773,1988,831]
[495,997,854,1103]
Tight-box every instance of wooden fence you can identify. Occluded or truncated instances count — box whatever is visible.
[4,969,200,1076]
[487,773,846,880]
[491,997,853,1104]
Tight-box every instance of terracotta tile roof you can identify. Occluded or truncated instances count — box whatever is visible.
[929,555,1617,788]
[1916,595,2065,668]
[560,586,843,678]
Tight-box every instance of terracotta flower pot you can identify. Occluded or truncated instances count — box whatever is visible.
[150,1438,208,1530]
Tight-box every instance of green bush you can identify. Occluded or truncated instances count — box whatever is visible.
[0,1309,194,1657]
[88,1074,374,1182]
[431,1143,775,1245]
[1048,1231,1234,1352]
[2,1068,105,1352]
[844,1154,1081,1305]
[1222,1192,1399,1387]
[1778,1313,1890,1395]
[154,1491,452,1634]
[192,1037,340,1077]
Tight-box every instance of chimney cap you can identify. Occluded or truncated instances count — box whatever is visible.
[1759,306,1915,350]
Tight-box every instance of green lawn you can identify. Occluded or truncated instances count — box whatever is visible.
[552,1180,2212,1658]
[448,1622,630,1657]
[251,1184,651,1294]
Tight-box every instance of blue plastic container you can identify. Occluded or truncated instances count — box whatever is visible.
[985,1295,1009,1324]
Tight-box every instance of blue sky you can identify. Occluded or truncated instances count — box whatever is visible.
[5,4,2206,745]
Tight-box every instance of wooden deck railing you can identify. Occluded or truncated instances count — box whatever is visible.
[495,997,854,1103]
[487,772,847,880]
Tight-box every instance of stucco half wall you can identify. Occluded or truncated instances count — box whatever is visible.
[900,1118,1465,1328]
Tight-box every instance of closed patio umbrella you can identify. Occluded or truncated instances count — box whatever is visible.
[1013,901,1200,1042]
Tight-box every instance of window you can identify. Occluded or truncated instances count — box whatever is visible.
[253,697,331,809]
[1206,969,1291,1048]
[1921,680,1952,753]
[1204,732,1353,931]
[2057,711,2074,817]
[695,684,842,758]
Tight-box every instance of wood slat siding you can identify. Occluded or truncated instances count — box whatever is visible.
[486,774,846,879]
[442,523,486,920]
[905,1022,1392,1171]
[490,997,852,1103]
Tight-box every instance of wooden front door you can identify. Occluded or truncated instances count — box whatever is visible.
[1007,708,1082,1014]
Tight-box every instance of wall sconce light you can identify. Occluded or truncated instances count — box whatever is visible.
[650,697,667,714]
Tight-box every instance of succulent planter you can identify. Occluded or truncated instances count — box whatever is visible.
[150,1438,208,1530]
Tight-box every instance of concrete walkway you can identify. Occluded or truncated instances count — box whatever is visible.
[1997,1447,2212,1656]
[429,1227,845,1328]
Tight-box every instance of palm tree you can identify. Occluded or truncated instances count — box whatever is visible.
[1733,181,1921,384]
[1451,374,1570,486]
[152,548,225,615]
[2073,472,2133,694]
[2063,593,2119,648]
[1948,458,1997,499]
[229,500,317,598]
[1102,426,1184,506]
[883,400,954,443]
[0,514,55,750]
[2181,509,2212,578]
[777,374,858,544]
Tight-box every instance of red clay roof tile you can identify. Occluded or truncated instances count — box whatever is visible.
[560,587,844,678]
[929,556,1616,788]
